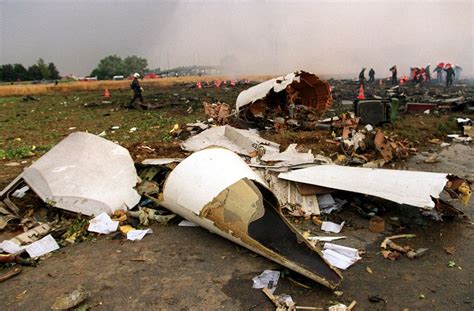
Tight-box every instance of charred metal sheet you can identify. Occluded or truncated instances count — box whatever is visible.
[0,132,140,216]
[279,165,452,209]
[161,148,342,289]
[236,71,333,128]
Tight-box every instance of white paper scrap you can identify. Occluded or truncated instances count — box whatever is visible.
[321,221,345,233]
[322,243,361,270]
[324,243,361,259]
[127,229,153,241]
[252,270,280,293]
[25,234,59,258]
[178,220,199,227]
[0,240,24,254]
[88,212,119,234]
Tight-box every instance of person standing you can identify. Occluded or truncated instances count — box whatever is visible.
[444,64,455,88]
[434,64,443,83]
[389,65,398,85]
[359,68,366,89]
[368,68,375,83]
[453,64,462,80]
[129,73,144,109]
[425,64,431,82]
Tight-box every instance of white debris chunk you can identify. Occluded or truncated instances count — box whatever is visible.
[0,240,24,254]
[12,186,29,198]
[181,125,279,156]
[261,144,314,167]
[25,234,60,258]
[252,270,280,294]
[127,229,153,241]
[88,212,119,234]
[321,221,345,233]
[307,236,347,242]
[279,165,449,209]
[178,220,199,227]
[322,243,361,270]
[0,132,141,216]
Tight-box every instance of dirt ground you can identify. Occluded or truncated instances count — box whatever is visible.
[0,80,473,310]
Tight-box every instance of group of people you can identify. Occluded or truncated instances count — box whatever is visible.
[359,66,396,88]
[359,63,462,89]
[358,68,376,88]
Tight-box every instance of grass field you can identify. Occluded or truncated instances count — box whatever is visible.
[0,78,469,186]
[0,75,272,96]
[0,81,248,161]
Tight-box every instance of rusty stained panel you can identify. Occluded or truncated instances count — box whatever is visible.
[291,71,333,112]
[374,131,393,162]
[236,71,333,128]
[295,182,335,196]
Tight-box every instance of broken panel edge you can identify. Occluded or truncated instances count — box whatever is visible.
[162,148,342,289]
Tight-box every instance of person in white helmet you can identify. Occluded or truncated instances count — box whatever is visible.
[128,73,143,109]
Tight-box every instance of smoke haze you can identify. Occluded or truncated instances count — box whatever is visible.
[1,0,472,78]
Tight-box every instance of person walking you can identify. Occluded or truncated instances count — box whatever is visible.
[444,64,455,88]
[129,73,144,109]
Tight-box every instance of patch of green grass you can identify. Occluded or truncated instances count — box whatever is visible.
[436,116,458,136]
[0,144,54,160]
[34,144,53,153]
[0,97,20,104]
[0,146,34,160]
[160,132,173,142]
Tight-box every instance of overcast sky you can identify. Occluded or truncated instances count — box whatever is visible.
[0,0,472,78]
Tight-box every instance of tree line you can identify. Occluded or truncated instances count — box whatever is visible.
[0,58,60,82]
[90,55,148,80]
[0,54,150,82]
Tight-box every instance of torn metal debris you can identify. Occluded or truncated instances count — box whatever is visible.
[278,165,470,212]
[160,147,342,289]
[0,132,141,216]
[235,71,333,129]
[182,125,319,168]
[181,125,280,156]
